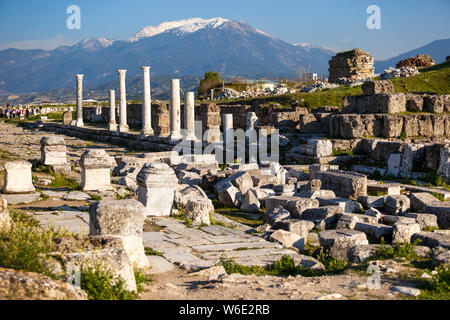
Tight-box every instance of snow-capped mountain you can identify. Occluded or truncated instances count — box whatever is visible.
[0,18,335,94]
[129,17,230,42]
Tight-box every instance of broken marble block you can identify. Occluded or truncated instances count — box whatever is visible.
[301,206,343,228]
[392,222,421,244]
[185,199,212,225]
[80,149,116,191]
[263,206,291,225]
[404,213,438,230]
[272,219,314,238]
[240,190,261,213]
[313,170,367,200]
[137,163,178,217]
[89,199,149,269]
[268,229,305,251]
[318,229,369,261]
[40,136,68,165]
[2,160,35,193]
[215,180,242,208]
[385,195,410,215]
[409,192,439,212]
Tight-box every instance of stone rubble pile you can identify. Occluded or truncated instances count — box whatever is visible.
[380,67,420,80]
[300,81,339,93]
[328,48,375,84]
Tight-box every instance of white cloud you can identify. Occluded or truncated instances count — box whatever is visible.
[0,35,76,51]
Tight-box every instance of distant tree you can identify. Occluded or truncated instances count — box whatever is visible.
[198,71,221,95]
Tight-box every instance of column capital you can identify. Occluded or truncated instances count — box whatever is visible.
[76,74,84,79]
[117,69,127,77]
[141,66,150,71]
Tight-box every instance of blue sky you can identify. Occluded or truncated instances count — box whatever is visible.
[0,0,449,59]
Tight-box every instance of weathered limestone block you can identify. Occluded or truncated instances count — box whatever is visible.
[215,180,242,208]
[0,196,12,233]
[0,267,88,300]
[432,247,450,266]
[388,153,402,177]
[411,232,450,249]
[62,111,73,125]
[263,206,290,225]
[246,169,279,187]
[308,164,339,180]
[362,80,394,95]
[229,171,253,195]
[290,139,332,158]
[318,229,369,260]
[318,197,363,213]
[342,93,406,114]
[406,94,424,112]
[385,195,410,215]
[272,219,314,238]
[410,192,439,212]
[437,145,450,182]
[313,170,367,200]
[240,190,260,213]
[403,116,420,137]
[301,206,343,228]
[137,163,178,216]
[185,200,212,225]
[80,149,116,191]
[349,244,388,263]
[174,185,212,209]
[354,222,393,241]
[424,95,445,113]
[392,223,421,244]
[421,203,450,229]
[367,184,401,196]
[40,136,67,165]
[400,144,424,175]
[366,207,383,220]
[336,213,360,229]
[382,115,404,138]
[358,195,386,209]
[268,229,304,251]
[285,198,320,219]
[381,215,415,226]
[405,213,439,229]
[273,184,295,196]
[89,199,148,270]
[417,115,434,137]
[2,160,35,193]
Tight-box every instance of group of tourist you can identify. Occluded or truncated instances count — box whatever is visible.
[0,105,42,119]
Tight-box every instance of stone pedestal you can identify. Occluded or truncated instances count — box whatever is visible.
[169,79,182,141]
[75,74,84,127]
[137,163,178,217]
[2,160,35,193]
[62,111,72,125]
[108,90,117,131]
[117,70,129,133]
[184,91,197,140]
[140,66,153,137]
[89,199,149,269]
[40,136,68,165]
[80,149,116,191]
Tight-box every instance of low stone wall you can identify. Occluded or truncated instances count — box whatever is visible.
[330,113,450,139]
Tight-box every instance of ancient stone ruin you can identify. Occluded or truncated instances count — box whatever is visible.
[328,49,375,83]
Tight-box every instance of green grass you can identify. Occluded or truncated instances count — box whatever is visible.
[417,265,450,300]
[221,255,321,277]
[0,210,75,277]
[390,61,450,95]
[144,247,163,257]
[370,239,422,261]
[89,194,102,201]
[48,174,81,190]
[331,148,354,157]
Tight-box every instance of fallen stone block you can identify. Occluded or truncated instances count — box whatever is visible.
[272,219,314,238]
[318,229,369,261]
[411,232,450,249]
[247,169,279,187]
[229,171,254,195]
[382,215,416,226]
[421,203,450,229]
[358,195,386,209]
[215,180,242,208]
[185,199,212,225]
[336,213,360,229]
[285,198,320,219]
[301,206,343,228]
[366,207,383,221]
[273,184,296,196]
[404,213,439,229]
[391,286,421,297]
[362,80,394,95]
[296,189,336,199]
[349,244,389,263]
[432,247,450,266]
[354,222,393,242]
[385,195,410,215]
[318,197,363,213]
[89,199,149,270]
[367,183,401,196]
[392,223,421,244]
[263,206,291,225]
[410,192,440,212]
[313,170,367,200]
[308,164,339,180]
[240,190,261,213]
[268,229,305,251]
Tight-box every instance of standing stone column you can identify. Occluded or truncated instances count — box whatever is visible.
[140,66,153,137]
[108,90,117,131]
[223,114,234,163]
[169,79,182,141]
[117,69,129,133]
[184,91,197,140]
[75,74,84,127]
